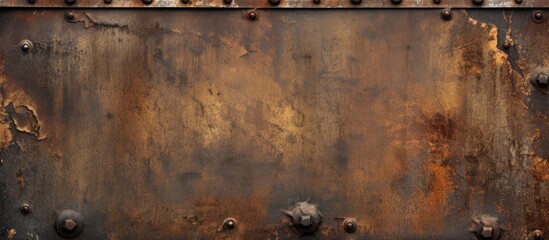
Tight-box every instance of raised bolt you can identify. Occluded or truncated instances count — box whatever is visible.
[351,0,362,4]
[63,219,77,232]
[441,9,452,20]
[433,0,441,3]
[343,219,357,233]
[534,12,544,20]
[66,12,75,19]
[537,73,548,88]
[181,0,190,3]
[268,0,280,5]
[104,0,112,4]
[533,229,544,240]
[248,11,257,20]
[223,0,232,4]
[481,226,493,238]
[503,41,511,49]
[20,42,31,52]
[515,0,523,3]
[391,0,402,4]
[20,204,31,214]
[313,0,321,4]
[299,215,312,227]
[142,0,153,4]
[65,0,76,4]
[223,218,236,230]
[472,0,483,5]
[28,0,36,4]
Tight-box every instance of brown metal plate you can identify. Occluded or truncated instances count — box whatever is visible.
[0,7,548,240]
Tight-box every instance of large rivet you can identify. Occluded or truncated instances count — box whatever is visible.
[515,0,523,4]
[343,218,358,233]
[223,0,233,4]
[65,0,76,5]
[533,11,544,22]
[28,0,36,4]
[391,0,402,4]
[433,0,441,4]
[66,12,75,19]
[181,0,190,3]
[104,0,112,4]
[219,218,237,231]
[20,204,31,214]
[19,40,33,52]
[269,0,280,5]
[313,0,321,4]
[472,0,483,5]
[55,210,84,238]
[248,11,257,20]
[441,9,452,20]
[143,0,153,4]
[351,0,362,4]
[531,230,544,240]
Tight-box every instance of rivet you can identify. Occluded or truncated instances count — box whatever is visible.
[65,0,76,5]
[532,229,543,240]
[391,0,402,5]
[181,0,190,3]
[66,12,75,19]
[248,11,257,20]
[28,0,36,4]
[313,0,321,4]
[19,40,33,52]
[223,0,233,4]
[104,0,112,4]
[503,41,511,49]
[515,0,523,4]
[343,219,358,233]
[433,0,441,4]
[351,0,362,4]
[472,0,483,5]
[226,219,236,229]
[536,73,548,88]
[441,9,452,20]
[142,0,153,4]
[269,0,280,5]
[534,11,544,20]
[20,204,31,214]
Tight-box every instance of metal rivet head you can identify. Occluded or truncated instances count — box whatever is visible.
[63,219,78,232]
[536,73,549,88]
[181,0,190,3]
[481,226,493,238]
[351,0,362,4]
[248,11,257,20]
[441,9,452,20]
[299,215,312,227]
[142,0,153,4]
[534,12,543,20]
[223,0,232,4]
[220,218,237,231]
[433,0,441,4]
[532,229,544,240]
[313,0,321,4]
[503,41,511,49]
[28,0,37,4]
[268,0,280,5]
[515,0,523,4]
[391,0,402,4]
[20,204,31,214]
[343,219,358,233]
[65,0,76,4]
[66,12,75,19]
[104,0,112,4]
[20,40,33,52]
[472,0,483,5]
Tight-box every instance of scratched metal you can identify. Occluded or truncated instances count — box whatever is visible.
[0,7,548,240]
[0,0,549,8]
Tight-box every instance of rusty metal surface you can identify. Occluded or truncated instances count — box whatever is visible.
[1,0,549,8]
[0,7,548,240]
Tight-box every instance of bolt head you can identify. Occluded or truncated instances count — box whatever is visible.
[535,12,543,20]
[66,12,75,19]
[313,0,321,4]
[65,0,76,4]
[63,219,78,231]
[20,204,31,214]
[515,0,523,3]
[472,0,483,5]
[28,0,36,4]
[143,0,153,4]
[248,11,257,20]
[299,215,312,227]
[537,73,549,87]
[21,43,30,51]
[391,0,402,4]
[442,10,452,20]
[343,220,357,233]
[433,0,441,3]
[268,0,280,5]
[503,41,511,49]
[104,0,112,4]
[351,0,362,4]
[223,0,232,4]
[181,0,190,3]
[533,229,543,239]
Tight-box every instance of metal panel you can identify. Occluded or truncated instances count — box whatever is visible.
[0,6,548,240]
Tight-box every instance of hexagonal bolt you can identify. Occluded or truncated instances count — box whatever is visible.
[63,219,78,232]
[482,226,493,238]
[299,215,312,227]
[536,73,548,88]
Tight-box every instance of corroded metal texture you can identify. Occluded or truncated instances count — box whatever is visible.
[0,7,548,240]
[0,0,549,8]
